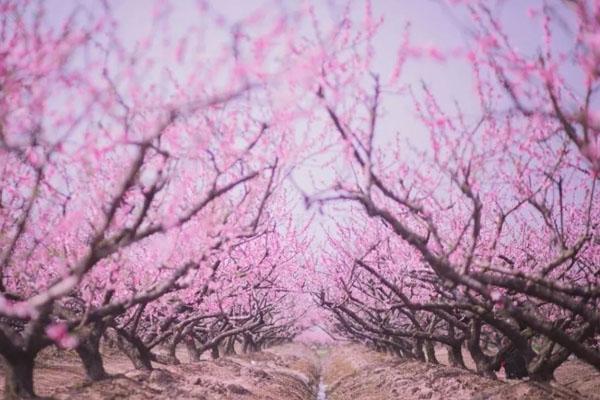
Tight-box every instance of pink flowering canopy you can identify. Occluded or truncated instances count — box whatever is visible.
[0,0,599,397]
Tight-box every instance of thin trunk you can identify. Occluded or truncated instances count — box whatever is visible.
[152,352,180,365]
[185,335,200,362]
[242,334,257,353]
[224,336,236,355]
[447,324,466,369]
[161,336,180,365]
[425,341,439,364]
[76,341,107,381]
[211,345,219,359]
[413,338,426,361]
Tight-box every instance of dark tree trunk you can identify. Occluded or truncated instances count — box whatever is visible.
[109,329,153,371]
[152,352,180,365]
[76,342,107,381]
[210,345,219,359]
[413,338,426,361]
[223,336,236,356]
[425,341,439,364]
[76,326,108,381]
[528,364,556,382]
[2,352,36,400]
[448,342,466,369]
[242,334,257,353]
[467,320,496,379]
[446,324,466,369]
[162,337,181,365]
[528,344,570,382]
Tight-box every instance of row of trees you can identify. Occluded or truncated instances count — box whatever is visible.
[314,0,600,382]
[1,0,599,398]
[0,1,327,398]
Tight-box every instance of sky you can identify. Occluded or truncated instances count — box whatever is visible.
[44,0,567,162]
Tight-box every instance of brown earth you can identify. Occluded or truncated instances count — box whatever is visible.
[1,344,599,399]
[0,343,320,400]
[320,345,600,400]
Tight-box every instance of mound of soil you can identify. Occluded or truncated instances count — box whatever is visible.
[0,344,320,400]
[320,345,597,400]
[2,343,598,399]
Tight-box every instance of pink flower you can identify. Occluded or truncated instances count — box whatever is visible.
[435,117,447,128]
[46,323,79,349]
[46,323,68,341]
[490,289,505,309]
[59,335,79,349]
[427,46,446,62]
[478,35,499,51]
[490,289,502,301]
[26,148,44,168]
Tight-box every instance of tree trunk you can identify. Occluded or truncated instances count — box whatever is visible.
[447,342,466,369]
[425,341,439,364]
[76,341,107,381]
[467,320,496,379]
[76,326,108,381]
[2,352,36,400]
[163,337,181,365]
[528,344,570,382]
[242,334,257,353]
[446,324,466,368]
[413,338,426,361]
[223,336,236,356]
[528,364,556,382]
[185,335,200,362]
[210,345,219,359]
[109,329,153,371]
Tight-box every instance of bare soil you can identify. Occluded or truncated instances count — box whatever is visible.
[1,344,598,399]
[320,345,600,400]
[0,344,320,400]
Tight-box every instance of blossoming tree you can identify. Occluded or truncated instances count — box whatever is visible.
[312,0,599,381]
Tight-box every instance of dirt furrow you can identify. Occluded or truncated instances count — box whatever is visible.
[318,345,598,400]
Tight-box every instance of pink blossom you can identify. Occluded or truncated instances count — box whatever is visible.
[478,35,498,51]
[490,289,502,302]
[427,46,446,62]
[45,325,80,349]
[26,148,43,168]
[59,335,79,349]
[45,323,68,341]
